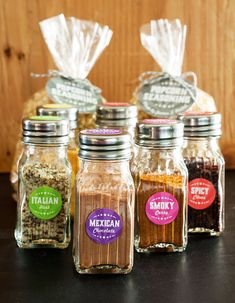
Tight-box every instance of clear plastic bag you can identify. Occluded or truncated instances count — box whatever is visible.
[132,19,216,119]
[39,14,113,80]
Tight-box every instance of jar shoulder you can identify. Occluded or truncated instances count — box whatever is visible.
[77,170,134,193]
[183,143,225,165]
[132,147,188,177]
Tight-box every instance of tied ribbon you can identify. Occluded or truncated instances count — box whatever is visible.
[30,69,101,94]
[138,71,197,88]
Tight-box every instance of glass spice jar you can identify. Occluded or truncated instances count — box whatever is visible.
[96,103,138,142]
[37,104,79,217]
[179,112,225,236]
[73,129,135,274]
[133,119,188,253]
[15,116,72,248]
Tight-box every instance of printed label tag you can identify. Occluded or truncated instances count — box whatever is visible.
[86,208,123,244]
[145,192,179,225]
[29,186,62,220]
[137,74,196,117]
[46,76,102,113]
[188,178,216,210]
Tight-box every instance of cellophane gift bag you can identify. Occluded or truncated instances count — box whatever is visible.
[10,14,113,199]
[131,19,216,119]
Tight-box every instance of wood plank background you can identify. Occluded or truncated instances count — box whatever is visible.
[0,0,235,171]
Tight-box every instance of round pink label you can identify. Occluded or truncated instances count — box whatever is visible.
[188,178,216,210]
[104,102,130,107]
[84,129,122,135]
[145,192,179,225]
[143,119,177,125]
[184,111,215,116]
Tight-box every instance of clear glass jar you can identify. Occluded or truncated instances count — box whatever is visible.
[73,129,135,274]
[133,119,188,253]
[180,112,225,236]
[37,104,79,217]
[15,116,72,248]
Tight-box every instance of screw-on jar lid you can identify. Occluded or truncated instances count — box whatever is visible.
[23,116,69,145]
[136,119,184,147]
[79,129,131,160]
[178,112,222,137]
[96,103,137,127]
[37,103,79,129]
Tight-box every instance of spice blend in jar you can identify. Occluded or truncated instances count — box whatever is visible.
[73,129,135,274]
[15,116,72,248]
[179,112,225,235]
[96,103,138,141]
[133,119,188,252]
[37,104,79,216]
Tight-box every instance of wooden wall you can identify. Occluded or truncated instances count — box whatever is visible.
[0,0,235,171]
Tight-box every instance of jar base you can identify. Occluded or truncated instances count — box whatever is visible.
[189,227,222,236]
[16,237,70,249]
[135,242,186,253]
[74,262,132,274]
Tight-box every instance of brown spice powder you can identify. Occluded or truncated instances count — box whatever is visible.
[77,187,133,271]
[137,174,186,251]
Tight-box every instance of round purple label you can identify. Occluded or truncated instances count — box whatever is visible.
[84,129,122,135]
[86,208,123,244]
[145,192,179,225]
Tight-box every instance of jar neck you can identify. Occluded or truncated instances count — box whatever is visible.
[23,143,68,158]
[68,128,78,148]
[184,137,220,150]
[137,145,182,157]
[135,145,185,167]
[69,128,76,139]
[79,158,130,173]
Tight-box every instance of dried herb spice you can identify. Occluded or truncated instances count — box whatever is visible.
[15,116,72,248]
[18,163,71,245]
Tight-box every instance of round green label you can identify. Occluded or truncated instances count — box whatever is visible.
[29,186,62,220]
[30,115,62,121]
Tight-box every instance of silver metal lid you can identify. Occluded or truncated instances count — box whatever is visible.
[79,129,131,160]
[37,104,78,129]
[22,116,69,145]
[136,119,184,147]
[96,103,137,127]
[178,112,222,137]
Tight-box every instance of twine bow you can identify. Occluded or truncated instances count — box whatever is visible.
[30,70,101,94]
[138,71,197,88]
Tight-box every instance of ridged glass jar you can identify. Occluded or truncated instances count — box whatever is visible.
[15,116,72,248]
[73,129,135,274]
[133,119,188,253]
[180,112,225,236]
